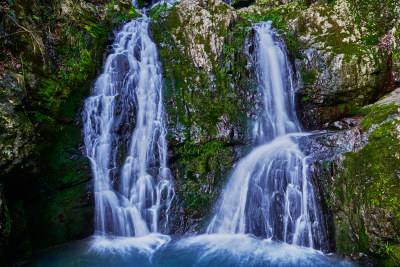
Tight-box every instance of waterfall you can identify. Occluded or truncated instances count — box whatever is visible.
[207,22,326,249]
[83,17,174,238]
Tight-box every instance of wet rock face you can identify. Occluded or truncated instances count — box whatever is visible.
[0,0,136,263]
[289,0,391,129]
[152,0,257,233]
[168,0,239,73]
[305,93,400,264]
[0,74,35,176]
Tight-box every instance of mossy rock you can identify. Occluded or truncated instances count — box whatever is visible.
[330,115,400,265]
[151,0,256,231]
[242,0,395,128]
[0,0,137,263]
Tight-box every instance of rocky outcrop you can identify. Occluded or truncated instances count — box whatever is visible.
[236,2,400,263]
[0,74,35,176]
[306,90,400,265]
[151,1,400,264]
[291,0,398,129]
[151,0,400,264]
[151,0,257,232]
[167,0,239,73]
[243,0,397,129]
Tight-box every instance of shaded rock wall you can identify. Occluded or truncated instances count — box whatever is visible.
[0,0,139,263]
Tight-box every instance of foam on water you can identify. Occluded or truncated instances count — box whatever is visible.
[89,234,171,256]
[29,235,358,267]
[172,235,351,266]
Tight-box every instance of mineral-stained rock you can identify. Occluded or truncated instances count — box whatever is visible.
[167,0,239,73]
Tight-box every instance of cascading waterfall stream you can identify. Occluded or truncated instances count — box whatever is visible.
[207,22,326,249]
[30,13,357,267]
[83,15,174,239]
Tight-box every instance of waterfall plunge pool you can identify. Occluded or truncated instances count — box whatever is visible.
[29,235,360,267]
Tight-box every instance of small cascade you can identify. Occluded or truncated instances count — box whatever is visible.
[83,17,174,238]
[207,22,326,249]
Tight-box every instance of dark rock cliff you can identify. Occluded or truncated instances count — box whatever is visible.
[0,0,139,263]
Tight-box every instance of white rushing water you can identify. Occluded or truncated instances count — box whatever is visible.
[207,22,325,249]
[83,17,174,239]
[29,15,360,267]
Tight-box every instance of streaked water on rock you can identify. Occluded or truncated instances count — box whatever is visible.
[207,21,327,250]
[82,16,173,239]
[36,15,359,267]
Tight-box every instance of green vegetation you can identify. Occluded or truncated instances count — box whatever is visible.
[332,116,400,265]
[0,0,140,262]
[149,1,178,20]
[0,0,399,264]
[300,69,317,84]
[360,103,399,131]
[175,140,232,212]
[241,6,304,58]
[347,0,398,39]
[152,5,252,139]
[151,2,254,218]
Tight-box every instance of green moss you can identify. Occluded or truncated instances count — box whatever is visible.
[3,202,11,237]
[241,8,303,58]
[29,181,90,249]
[380,244,400,267]
[149,2,176,20]
[332,117,400,264]
[361,34,379,46]
[336,219,357,254]
[300,68,317,84]
[152,7,252,139]
[27,123,92,249]
[7,201,31,261]
[360,104,399,132]
[151,3,254,221]
[175,140,233,211]
[0,0,143,263]
[347,0,398,39]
